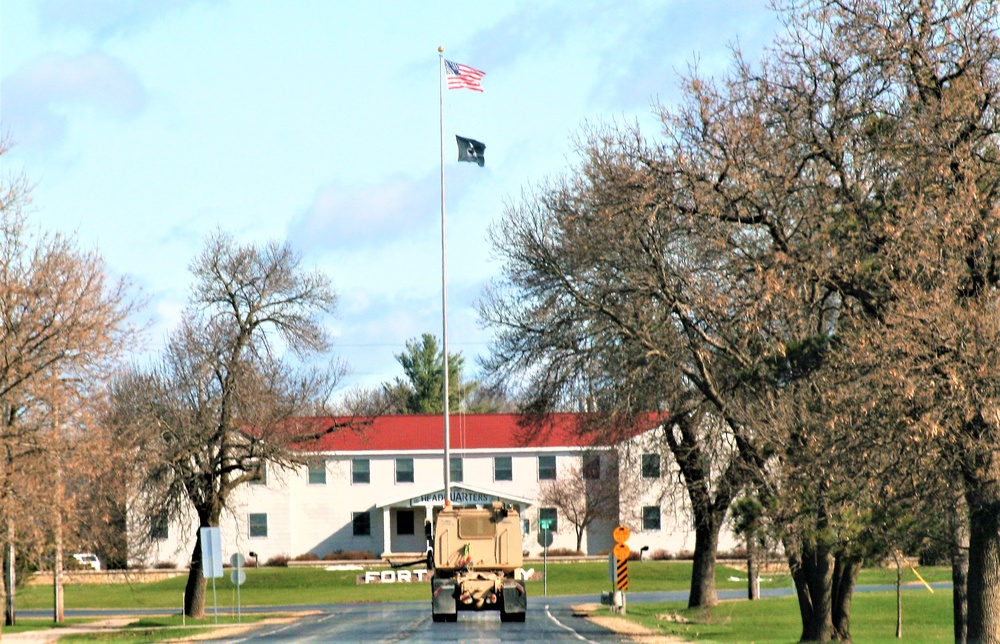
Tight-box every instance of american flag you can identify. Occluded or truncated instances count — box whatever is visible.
[445,59,485,92]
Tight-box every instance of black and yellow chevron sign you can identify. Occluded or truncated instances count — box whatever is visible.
[616,557,629,590]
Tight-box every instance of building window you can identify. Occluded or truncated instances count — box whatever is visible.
[539,507,558,532]
[250,460,266,485]
[450,457,463,483]
[352,458,370,484]
[538,455,556,480]
[494,456,513,481]
[396,458,414,484]
[583,453,601,479]
[397,510,415,535]
[641,453,661,479]
[249,513,268,538]
[522,519,530,536]
[642,506,661,531]
[308,459,327,485]
[150,512,168,540]
[353,511,371,536]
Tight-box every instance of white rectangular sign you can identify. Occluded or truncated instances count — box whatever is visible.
[200,526,223,579]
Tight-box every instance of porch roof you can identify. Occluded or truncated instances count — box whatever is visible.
[375,482,535,509]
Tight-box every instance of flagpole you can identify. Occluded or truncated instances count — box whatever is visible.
[438,46,452,508]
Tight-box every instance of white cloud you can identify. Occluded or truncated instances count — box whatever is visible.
[290,173,438,251]
[1,52,145,149]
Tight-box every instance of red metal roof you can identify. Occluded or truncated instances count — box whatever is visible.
[293,412,653,453]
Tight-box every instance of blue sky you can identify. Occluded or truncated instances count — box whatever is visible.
[1,0,779,399]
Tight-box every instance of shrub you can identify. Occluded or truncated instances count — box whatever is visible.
[152,561,178,569]
[545,548,583,557]
[650,549,672,561]
[293,553,320,561]
[322,550,376,561]
[264,554,290,567]
[64,558,88,571]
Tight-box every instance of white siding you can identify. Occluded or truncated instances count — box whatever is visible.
[136,432,738,567]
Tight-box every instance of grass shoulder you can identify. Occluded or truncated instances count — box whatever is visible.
[6,614,296,643]
[607,588,953,642]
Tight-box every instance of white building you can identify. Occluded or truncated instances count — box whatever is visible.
[142,413,736,566]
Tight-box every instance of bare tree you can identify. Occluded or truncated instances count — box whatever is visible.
[0,138,137,628]
[537,459,620,553]
[485,3,1000,639]
[110,231,350,618]
[480,124,766,608]
[676,2,1000,639]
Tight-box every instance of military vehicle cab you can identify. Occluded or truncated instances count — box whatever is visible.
[429,501,527,622]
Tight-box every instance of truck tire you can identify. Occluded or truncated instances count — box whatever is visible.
[500,608,526,622]
[433,611,457,623]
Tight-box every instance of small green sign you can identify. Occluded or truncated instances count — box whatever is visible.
[539,519,553,530]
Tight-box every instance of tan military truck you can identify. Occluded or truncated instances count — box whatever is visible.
[429,501,527,622]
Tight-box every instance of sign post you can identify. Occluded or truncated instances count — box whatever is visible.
[538,518,553,596]
[230,553,246,622]
[611,525,631,614]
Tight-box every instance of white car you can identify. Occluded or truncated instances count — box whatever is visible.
[72,553,101,571]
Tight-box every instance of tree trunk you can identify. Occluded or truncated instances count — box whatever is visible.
[4,524,14,627]
[951,489,970,644]
[53,513,64,624]
[54,461,64,624]
[184,525,207,618]
[788,538,837,643]
[966,498,1000,644]
[830,554,860,641]
[895,552,902,639]
[688,518,720,608]
[803,546,834,642]
[789,547,813,637]
[746,533,760,600]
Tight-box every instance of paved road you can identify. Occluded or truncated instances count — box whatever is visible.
[200,584,952,642]
[209,599,635,643]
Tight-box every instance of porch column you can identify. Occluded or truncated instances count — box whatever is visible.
[423,506,432,548]
[382,506,392,555]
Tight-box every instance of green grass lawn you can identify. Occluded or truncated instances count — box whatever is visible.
[17,560,767,610]
[12,561,952,641]
[618,589,952,642]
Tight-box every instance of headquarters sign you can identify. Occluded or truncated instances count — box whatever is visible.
[410,487,497,506]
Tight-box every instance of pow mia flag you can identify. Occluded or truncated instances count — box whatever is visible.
[456,135,485,167]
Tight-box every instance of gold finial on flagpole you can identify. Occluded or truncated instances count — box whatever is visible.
[438,46,444,53]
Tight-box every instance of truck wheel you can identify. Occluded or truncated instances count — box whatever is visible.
[500,609,526,622]
[433,612,457,623]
